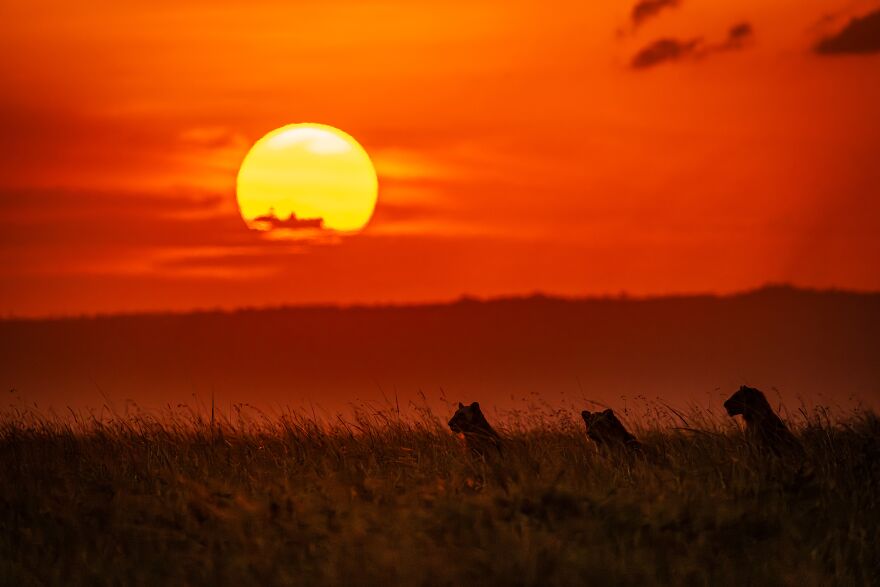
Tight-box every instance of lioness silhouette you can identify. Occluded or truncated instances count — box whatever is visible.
[724,386,801,455]
[448,402,502,457]
[581,409,641,452]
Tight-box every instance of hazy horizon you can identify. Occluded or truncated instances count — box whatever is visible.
[5,282,880,321]
[4,285,877,416]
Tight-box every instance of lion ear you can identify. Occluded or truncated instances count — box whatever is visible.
[458,402,465,409]
[471,401,480,409]
[581,410,591,417]
[603,409,613,415]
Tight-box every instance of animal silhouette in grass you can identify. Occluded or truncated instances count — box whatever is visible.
[448,402,502,457]
[581,409,642,452]
[724,386,801,455]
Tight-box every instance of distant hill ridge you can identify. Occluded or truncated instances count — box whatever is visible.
[4,283,877,323]
[1,285,878,413]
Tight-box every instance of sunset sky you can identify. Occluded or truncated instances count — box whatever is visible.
[2,0,879,316]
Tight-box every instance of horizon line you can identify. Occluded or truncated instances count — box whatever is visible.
[3,282,879,323]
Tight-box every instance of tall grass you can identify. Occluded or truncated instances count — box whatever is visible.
[1,400,878,586]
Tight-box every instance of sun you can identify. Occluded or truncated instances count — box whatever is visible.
[236,123,378,234]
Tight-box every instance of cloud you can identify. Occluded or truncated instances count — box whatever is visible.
[0,188,252,255]
[251,210,324,231]
[631,0,680,27]
[631,22,754,69]
[722,22,754,49]
[631,38,702,69]
[0,188,223,219]
[815,9,880,55]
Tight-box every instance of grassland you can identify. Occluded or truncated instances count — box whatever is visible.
[1,401,878,586]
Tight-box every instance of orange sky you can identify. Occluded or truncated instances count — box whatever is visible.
[1,0,879,316]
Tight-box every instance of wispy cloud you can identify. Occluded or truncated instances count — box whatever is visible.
[631,0,680,28]
[631,22,754,70]
[720,22,754,51]
[0,188,252,277]
[631,38,702,69]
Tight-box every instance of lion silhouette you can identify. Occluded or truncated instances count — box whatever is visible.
[448,402,502,457]
[724,386,800,454]
[581,409,641,452]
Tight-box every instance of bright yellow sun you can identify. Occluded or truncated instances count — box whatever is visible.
[236,123,378,234]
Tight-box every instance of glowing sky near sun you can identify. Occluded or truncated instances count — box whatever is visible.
[0,0,879,316]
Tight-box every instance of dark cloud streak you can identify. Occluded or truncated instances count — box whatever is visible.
[631,38,702,69]
[251,210,324,231]
[815,9,880,55]
[0,188,248,251]
[631,22,754,70]
[0,188,223,218]
[725,22,753,47]
[631,0,680,27]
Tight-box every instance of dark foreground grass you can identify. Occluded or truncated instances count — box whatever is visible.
[1,403,878,586]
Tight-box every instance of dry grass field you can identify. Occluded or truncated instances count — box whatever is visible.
[1,400,878,586]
